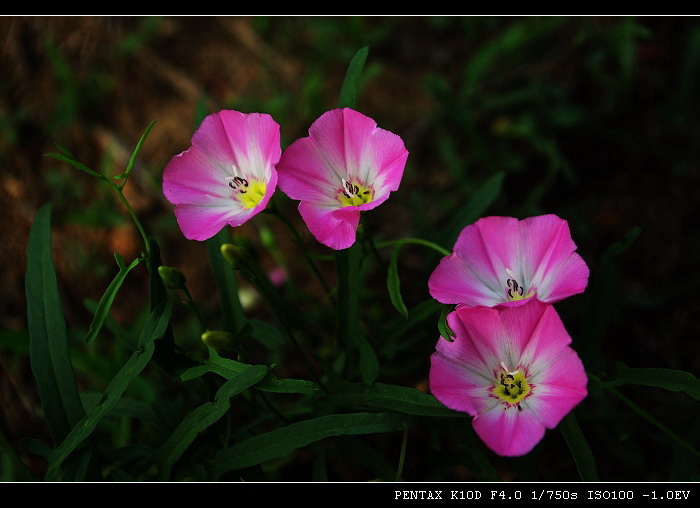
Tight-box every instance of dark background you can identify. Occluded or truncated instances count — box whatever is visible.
[1,16,699,481]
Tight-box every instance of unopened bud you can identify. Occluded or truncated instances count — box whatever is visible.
[221,243,249,269]
[158,265,186,290]
[201,329,233,352]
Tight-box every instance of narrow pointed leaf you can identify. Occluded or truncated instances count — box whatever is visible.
[438,304,456,342]
[123,120,157,181]
[603,362,700,401]
[84,254,141,344]
[441,171,505,246]
[328,381,464,417]
[45,299,172,480]
[338,46,369,109]
[0,429,35,481]
[560,412,599,481]
[45,152,106,182]
[25,203,86,445]
[157,364,268,479]
[356,335,379,385]
[387,244,408,318]
[213,412,413,476]
[206,230,247,334]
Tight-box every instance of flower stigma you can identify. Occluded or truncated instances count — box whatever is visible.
[505,268,534,302]
[226,175,266,209]
[339,178,374,207]
[492,361,532,411]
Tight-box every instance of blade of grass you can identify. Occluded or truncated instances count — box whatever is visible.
[45,299,172,480]
[157,364,269,480]
[212,412,413,477]
[387,243,409,318]
[560,412,599,481]
[338,46,369,108]
[25,203,86,445]
[206,230,247,334]
[83,253,141,344]
[601,362,700,401]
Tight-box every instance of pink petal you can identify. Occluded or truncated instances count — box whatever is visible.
[297,201,360,250]
[472,401,546,456]
[429,301,588,457]
[519,215,589,303]
[428,217,521,307]
[277,108,408,250]
[192,110,281,176]
[429,351,482,417]
[276,137,340,204]
[162,110,281,241]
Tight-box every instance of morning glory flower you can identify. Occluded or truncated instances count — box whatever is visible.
[276,108,409,250]
[162,110,281,241]
[430,300,588,456]
[428,215,589,308]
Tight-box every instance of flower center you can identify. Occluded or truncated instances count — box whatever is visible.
[339,178,374,207]
[505,268,534,302]
[492,362,531,411]
[226,175,266,209]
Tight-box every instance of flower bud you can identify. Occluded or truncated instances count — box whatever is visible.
[201,329,234,352]
[220,243,249,269]
[158,265,186,290]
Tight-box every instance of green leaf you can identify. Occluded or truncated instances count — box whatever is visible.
[441,171,505,246]
[213,412,413,476]
[438,304,456,342]
[122,120,157,183]
[356,335,379,385]
[582,227,641,365]
[560,412,599,481]
[335,242,361,351]
[25,203,86,445]
[338,46,369,108]
[387,244,408,318]
[180,349,318,395]
[45,299,172,480]
[83,253,141,344]
[256,375,319,395]
[157,364,268,480]
[45,151,107,182]
[328,381,463,417]
[206,230,248,334]
[603,362,700,401]
[0,429,35,481]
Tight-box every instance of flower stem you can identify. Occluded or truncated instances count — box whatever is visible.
[376,238,450,257]
[591,373,700,460]
[112,183,152,260]
[181,286,208,333]
[268,207,331,297]
[396,428,408,482]
[334,242,361,353]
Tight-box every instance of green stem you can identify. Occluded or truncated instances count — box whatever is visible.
[335,242,361,352]
[269,207,331,296]
[112,183,151,259]
[242,258,327,393]
[182,287,208,332]
[592,374,700,460]
[376,238,450,257]
[396,429,408,482]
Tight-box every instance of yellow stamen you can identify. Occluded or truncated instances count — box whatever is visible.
[339,179,374,207]
[492,364,531,408]
[238,180,267,209]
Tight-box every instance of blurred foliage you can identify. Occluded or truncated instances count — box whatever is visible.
[1,16,699,482]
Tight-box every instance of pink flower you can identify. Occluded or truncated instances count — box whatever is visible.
[162,110,281,241]
[429,215,589,308]
[430,300,587,456]
[276,108,408,250]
